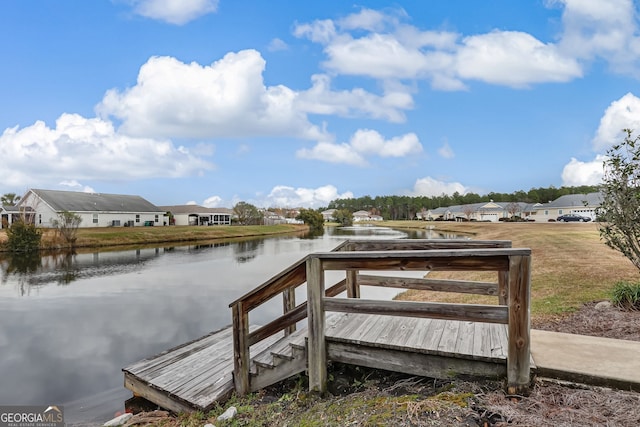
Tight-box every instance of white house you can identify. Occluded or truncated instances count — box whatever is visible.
[160,205,233,226]
[531,192,602,222]
[15,189,167,228]
[427,201,534,222]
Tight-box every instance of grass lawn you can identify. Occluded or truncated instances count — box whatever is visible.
[384,221,640,318]
[0,224,309,250]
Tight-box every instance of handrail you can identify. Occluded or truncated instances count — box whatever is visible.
[230,239,526,396]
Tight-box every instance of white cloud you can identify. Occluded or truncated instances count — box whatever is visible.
[438,140,454,159]
[263,184,353,208]
[59,180,96,193]
[296,141,366,166]
[561,155,606,186]
[456,31,582,87]
[202,195,223,208]
[0,113,213,189]
[592,93,640,150]
[267,38,289,52]
[296,74,413,123]
[97,50,327,141]
[554,0,640,75]
[128,0,218,25]
[297,129,422,165]
[408,176,467,197]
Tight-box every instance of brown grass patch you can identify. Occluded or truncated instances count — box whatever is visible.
[387,222,639,318]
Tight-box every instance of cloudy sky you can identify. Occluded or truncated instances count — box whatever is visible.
[2,0,640,208]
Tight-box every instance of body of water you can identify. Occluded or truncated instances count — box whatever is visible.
[0,225,459,424]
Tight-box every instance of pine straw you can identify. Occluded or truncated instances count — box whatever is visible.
[478,379,640,427]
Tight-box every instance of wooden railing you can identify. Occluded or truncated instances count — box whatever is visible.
[229,239,531,395]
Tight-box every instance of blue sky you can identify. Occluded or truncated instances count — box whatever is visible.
[1,0,640,208]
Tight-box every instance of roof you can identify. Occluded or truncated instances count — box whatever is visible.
[29,189,163,213]
[543,192,602,208]
[159,205,233,215]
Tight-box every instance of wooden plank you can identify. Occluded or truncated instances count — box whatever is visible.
[422,319,447,351]
[342,239,512,252]
[357,275,499,296]
[232,302,250,395]
[124,372,196,414]
[346,270,360,298]
[472,320,492,359]
[306,256,326,394]
[454,321,476,357]
[325,313,379,343]
[283,287,296,336]
[324,298,508,324]
[230,259,307,311]
[327,341,506,380]
[248,279,346,346]
[402,317,434,350]
[507,255,531,394]
[436,319,462,354]
[383,317,421,348]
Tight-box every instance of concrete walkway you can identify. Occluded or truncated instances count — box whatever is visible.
[531,329,640,391]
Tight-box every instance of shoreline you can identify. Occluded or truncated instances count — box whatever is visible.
[0,223,310,253]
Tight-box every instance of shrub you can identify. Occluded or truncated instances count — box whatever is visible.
[6,220,42,253]
[610,281,640,311]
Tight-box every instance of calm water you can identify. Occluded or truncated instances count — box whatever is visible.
[0,225,460,424]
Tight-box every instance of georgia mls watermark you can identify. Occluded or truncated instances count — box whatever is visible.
[0,406,64,427]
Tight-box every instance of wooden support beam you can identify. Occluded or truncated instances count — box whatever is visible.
[324,298,508,324]
[231,302,250,395]
[306,256,327,395]
[498,270,508,305]
[507,255,531,394]
[357,275,499,296]
[283,287,296,336]
[346,270,360,298]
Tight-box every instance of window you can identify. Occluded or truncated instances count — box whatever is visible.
[38,214,42,224]
[155,214,159,223]
[136,214,140,223]
[93,214,98,224]
[544,210,548,215]
[558,209,563,215]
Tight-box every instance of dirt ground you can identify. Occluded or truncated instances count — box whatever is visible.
[121,302,640,427]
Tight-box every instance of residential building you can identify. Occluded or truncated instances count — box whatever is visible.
[14,189,166,228]
[160,205,233,226]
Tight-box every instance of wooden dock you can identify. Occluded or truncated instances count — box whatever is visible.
[123,239,533,412]
[124,313,513,413]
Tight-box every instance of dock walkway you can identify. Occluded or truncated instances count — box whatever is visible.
[123,313,512,413]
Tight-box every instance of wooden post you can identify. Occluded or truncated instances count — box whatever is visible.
[498,270,508,305]
[306,256,327,394]
[283,287,296,336]
[346,270,360,298]
[232,301,250,395]
[506,254,531,394]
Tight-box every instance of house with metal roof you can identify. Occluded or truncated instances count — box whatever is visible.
[159,205,233,226]
[427,201,535,222]
[15,189,167,228]
[531,192,602,222]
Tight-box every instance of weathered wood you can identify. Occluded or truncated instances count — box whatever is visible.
[230,258,307,311]
[498,270,508,305]
[232,302,250,395]
[357,274,499,296]
[124,372,196,414]
[306,256,326,394]
[323,298,509,324]
[338,239,512,252]
[315,248,525,272]
[282,287,296,336]
[507,255,531,394]
[247,279,347,347]
[327,341,506,380]
[346,270,360,298]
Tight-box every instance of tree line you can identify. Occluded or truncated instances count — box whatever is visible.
[323,185,600,221]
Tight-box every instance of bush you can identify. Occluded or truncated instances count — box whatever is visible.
[610,281,640,311]
[6,220,42,253]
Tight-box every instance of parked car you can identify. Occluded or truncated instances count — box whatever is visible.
[556,213,591,222]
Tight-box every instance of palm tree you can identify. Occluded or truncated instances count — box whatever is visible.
[1,193,21,206]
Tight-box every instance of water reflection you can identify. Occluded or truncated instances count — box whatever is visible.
[0,225,463,424]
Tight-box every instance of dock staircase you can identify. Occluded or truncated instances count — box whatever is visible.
[124,238,532,413]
